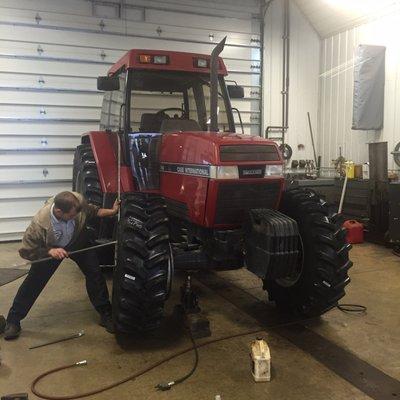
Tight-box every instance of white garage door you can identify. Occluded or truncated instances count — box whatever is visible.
[0,0,262,241]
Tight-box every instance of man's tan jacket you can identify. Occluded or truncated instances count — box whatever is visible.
[19,192,99,261]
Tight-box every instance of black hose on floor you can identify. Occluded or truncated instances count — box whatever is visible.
[31,304,367,399]
[337,303,367,314]
[30,316,318,400]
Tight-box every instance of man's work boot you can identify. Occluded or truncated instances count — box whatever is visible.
[0,315,6,334]
[99,313,115,334]
[4,322,21,340]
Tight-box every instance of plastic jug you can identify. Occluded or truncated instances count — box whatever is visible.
[345,161,355,179]
[343,220,364,244]
[250,338,271,382]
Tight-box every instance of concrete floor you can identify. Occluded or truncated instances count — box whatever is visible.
[0,242,399,399]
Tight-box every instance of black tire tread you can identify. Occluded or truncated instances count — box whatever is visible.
[72,144,102,241]
[113,192,170,332]
[264,188,352,317]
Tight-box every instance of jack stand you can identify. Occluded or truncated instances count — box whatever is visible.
[179,275,211,339]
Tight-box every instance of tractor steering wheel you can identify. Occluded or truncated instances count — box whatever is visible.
[156,108,185,119]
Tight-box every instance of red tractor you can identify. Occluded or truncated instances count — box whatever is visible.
[72,39,352,333]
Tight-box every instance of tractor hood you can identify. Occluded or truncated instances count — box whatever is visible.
[160,131,283,166]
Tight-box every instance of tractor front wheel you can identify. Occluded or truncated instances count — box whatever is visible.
[112,193,172,333]
[264,188,353,317]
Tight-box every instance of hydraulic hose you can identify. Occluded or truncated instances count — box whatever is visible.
[31,316,320,400]
[31,327,264,400]
[30,309,367,399]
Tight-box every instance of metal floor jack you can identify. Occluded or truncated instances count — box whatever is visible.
[178,275,211,339]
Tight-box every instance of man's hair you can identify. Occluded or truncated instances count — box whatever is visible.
[54,191,81,213]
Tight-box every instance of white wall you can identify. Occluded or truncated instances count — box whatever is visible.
[319,12,400,169]
[263,0,320,162]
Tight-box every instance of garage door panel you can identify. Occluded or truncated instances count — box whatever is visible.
[1,54,258,78]
[0,218,37,239]
[0,105,99,120]
[0,165,72,182]
[0,181,71,199]
[0,7,259,43]
[0,73,97,91]
[0,151,74,166]
[0,121,97,135]
[227,72,260,87]
[0,135,80,149]
[0,26,257,61]
[0,198,48,218]
[0,57,110,77]
[0,89,102,107]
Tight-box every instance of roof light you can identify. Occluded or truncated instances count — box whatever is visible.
[139,54,152,63]
[196,58,208,68]
[154,55,168,64]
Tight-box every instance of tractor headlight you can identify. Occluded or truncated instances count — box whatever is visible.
[214,166,239,179]
[264,164,284,177]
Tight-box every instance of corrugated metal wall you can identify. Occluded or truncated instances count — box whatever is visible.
[263,0,320,162]
[319,12,400,169]
[0,0,262,241]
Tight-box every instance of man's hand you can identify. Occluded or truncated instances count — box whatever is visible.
[97,199,121,218]
[112,199,121,214]
[48,248,69,260]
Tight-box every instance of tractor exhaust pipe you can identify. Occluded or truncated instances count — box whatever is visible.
[210,36,226,132]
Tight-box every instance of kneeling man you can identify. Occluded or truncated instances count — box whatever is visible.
[3,191,119,340]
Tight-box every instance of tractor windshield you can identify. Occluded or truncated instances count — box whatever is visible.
[127,70,235,133]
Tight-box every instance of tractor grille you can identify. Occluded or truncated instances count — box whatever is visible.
[215,181,281,224]
[219,145,280,162]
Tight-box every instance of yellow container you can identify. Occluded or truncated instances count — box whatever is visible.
[345,161,355,179]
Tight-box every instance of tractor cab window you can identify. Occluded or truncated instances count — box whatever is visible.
[128,70,234,133]
[100,71,126,131]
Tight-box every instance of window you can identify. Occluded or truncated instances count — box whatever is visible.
[127,70,234,133]
[99,70,126,131]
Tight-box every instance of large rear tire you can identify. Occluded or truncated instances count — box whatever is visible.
[113,193,172,333]
[72,144,103,241]
[264,188,353,317]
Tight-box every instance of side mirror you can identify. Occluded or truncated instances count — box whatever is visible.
[227,85,244,99]
[97,76,120,91]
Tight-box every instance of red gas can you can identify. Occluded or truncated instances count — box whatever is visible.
[343,220,364,244]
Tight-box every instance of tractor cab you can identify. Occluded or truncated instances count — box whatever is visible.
[97,47,243,157]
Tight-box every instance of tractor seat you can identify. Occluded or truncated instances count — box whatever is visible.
[160,119,201,133]
[139,113,166,132]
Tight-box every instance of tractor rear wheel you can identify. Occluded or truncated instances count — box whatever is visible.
[264,188,353,317]
[113,193,172,333]
[72,144,102,241]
